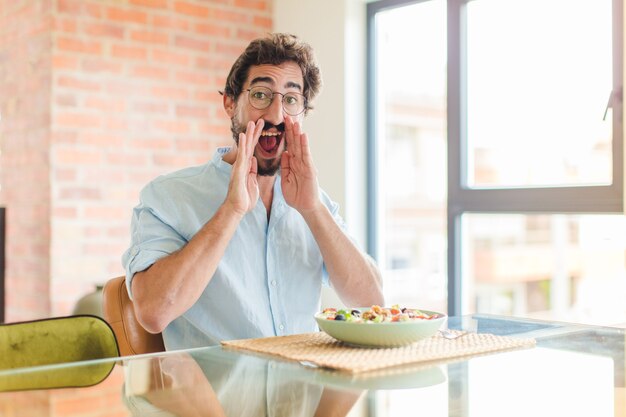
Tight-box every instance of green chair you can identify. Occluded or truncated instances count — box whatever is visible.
[0,315,119,391]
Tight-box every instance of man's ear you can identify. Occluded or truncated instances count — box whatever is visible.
[223,94,235,118]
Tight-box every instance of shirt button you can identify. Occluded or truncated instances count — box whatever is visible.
[279,324,284,330]
[271,280,277,286]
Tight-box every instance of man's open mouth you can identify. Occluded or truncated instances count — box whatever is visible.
[258,130,283,154]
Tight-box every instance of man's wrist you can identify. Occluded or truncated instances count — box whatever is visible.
[218,200,247,223]
[298,202,329,224]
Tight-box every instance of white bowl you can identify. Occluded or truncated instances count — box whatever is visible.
[315,308,447,348]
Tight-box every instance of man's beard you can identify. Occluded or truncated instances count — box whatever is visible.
[230,115,283,177]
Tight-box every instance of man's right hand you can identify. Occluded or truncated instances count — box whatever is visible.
[225,119,264,217]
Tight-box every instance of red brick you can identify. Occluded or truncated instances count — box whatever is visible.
[57,0,102,18]
[195,23,230,37]
[105,81,143,96]
[213,9,250,23]
[151,49,190,66]
[56,37,103,55]
[194,89,219,102]
[106,152,149,166]
[53,17,77,33]
[175,34,211,51]
[133,101,170,114]
[150,85,190,100]
[55,112,102,128]
[234,0,269,11]
[237,28,266,41]
[52,54,79,70]
[79,132,125,147]
[57,0,83,14]
[55,148,102,165]
[175,70,211,85]
[105,187,138,201]
[214,74,227,90]
[153,153,194,167]
[84,206,130,220]
[176,138,211,152]
[253,15,272,29]
[102,117,130,131]
[53,206,77,218]
[110,44,148,60]
[59,187,101,200]
[129,0,169,9]
[83,169,126,183]
[131,30,169,44]
[174,1,209,18]
[216,41,247,56]
[85,3,103,19]
[55,94,78,107]
[82,22,126,39]
[129,137,173,150]
[81,58,124,74]
[107,226,130,238]
[51,131,78,145]
[106,7,148,24]
[176,104,209,118]
[150,15,190,31]
[84,243,125,257]
[132,65,170,80]
[199,122,230,136]
[153,119,190,134]
[57,75,101,91]
[55,168,77,181]
[195,56,232,71]
[85,97,126,112]
[53,395,102,416]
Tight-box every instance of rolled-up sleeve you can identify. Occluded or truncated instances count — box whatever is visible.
[121,182,187,299]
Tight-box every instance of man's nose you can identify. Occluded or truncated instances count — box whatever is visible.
[263,95,285,125]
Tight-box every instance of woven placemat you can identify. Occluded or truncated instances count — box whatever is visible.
[222,331,536,374]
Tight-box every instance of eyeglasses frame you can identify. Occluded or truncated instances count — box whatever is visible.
[244,86,308,116]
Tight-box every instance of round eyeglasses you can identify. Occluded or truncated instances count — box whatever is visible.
[245,86,307,116]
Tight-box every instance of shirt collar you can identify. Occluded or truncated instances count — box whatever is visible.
[213,146,233,174]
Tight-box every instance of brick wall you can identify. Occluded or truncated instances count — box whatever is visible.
[0,0,53,321]
[0,0,273,320]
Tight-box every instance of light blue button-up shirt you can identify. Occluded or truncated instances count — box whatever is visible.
[122,148,345,350]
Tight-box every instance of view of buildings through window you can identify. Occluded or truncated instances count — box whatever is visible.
[374,0,448,313]
[373,0,626,325]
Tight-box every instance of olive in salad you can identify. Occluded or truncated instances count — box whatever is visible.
[319,305,440,323]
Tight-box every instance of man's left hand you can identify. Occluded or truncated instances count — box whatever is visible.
[281,116,321,213]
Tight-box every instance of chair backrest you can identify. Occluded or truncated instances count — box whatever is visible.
[0,315,119,391]
[0,315,119,369]
[102,276,165,356]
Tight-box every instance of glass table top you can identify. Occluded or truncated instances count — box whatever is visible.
[0,314,624,417]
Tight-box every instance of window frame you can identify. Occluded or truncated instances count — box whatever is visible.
[367,0,624,316]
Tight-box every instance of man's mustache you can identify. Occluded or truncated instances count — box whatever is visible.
[261,121,285,133]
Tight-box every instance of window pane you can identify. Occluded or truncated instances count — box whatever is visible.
[466,0,613,188]
[375,0,447,312]
[463,214,626,325]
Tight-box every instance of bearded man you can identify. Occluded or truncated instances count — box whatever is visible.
[122,33,383,350]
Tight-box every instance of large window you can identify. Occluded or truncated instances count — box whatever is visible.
[368,0,448,313]
[368,0,625,325]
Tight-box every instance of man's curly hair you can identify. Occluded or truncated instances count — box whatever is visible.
[223,33,322,114]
